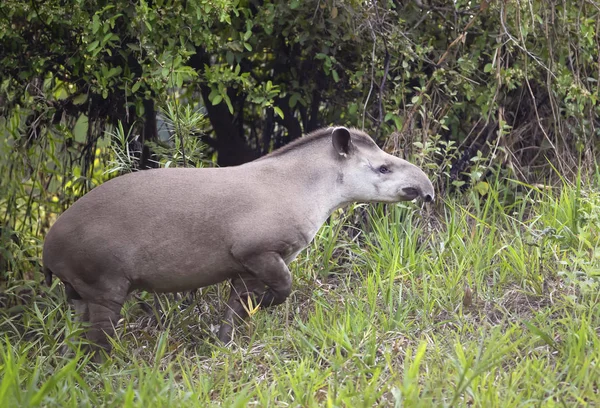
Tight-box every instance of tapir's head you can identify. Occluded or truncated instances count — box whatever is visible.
[331,127,434,204]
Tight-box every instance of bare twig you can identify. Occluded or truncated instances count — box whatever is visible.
[362,20,377,131]
[499,2,557,80]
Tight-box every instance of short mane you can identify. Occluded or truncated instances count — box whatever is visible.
[257,127,376,161]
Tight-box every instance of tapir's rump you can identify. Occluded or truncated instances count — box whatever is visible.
[43,126,434,356]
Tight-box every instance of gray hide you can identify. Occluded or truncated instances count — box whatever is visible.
[43,127,434,354]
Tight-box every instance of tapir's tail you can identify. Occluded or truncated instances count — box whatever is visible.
[43,266,82,300]
[43,266,53,286]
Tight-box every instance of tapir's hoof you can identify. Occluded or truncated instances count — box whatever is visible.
[91,349,108,364]
[217,325,234,345]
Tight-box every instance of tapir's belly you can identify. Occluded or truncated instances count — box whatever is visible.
[133,268,239,294]
[125,242,245,293]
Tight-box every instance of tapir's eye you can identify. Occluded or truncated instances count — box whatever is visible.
[379,165,390,174]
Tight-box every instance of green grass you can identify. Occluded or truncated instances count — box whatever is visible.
[1,181,600,407]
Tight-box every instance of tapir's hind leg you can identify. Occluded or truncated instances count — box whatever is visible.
[70,278,129,360]
[72,299,89,322]
[87,300,124,360]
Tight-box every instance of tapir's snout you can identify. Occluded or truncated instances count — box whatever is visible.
[419,178,435,203]
[399,164,435,203]
[401,184,434,202]
[411,188,434,203]
[419,180,435,203]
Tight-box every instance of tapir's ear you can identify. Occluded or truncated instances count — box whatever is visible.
[332,127,353,157]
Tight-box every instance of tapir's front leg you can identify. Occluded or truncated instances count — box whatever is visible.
[218,251,292,344]
[239,251,293,308]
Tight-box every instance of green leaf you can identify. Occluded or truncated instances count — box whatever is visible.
[72,93,88,105]
[405,341,427,387]
[524,321,558,350]
[131,81,141,93]
[102,32,113,45]
[106,66,122,79]
[484,63,493,73]
[87,40,100,52]
[474,181,489,196]
[224,94,234,113]
[332,69,340,83]
[53,86,69,101]
[274,106,284,119]
[29,358,79,406]
[127,43,141,52]
[73,114,89,143]
[211,94,223,105]
[289,93,300,108]
[393,117,403,130]
[226,51,234,66]
[208,88,219,101]
[229,42,243,52]
[243,42,252,51]
[92,16,100,34]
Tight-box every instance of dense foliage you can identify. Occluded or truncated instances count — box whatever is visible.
[3,0,599,171]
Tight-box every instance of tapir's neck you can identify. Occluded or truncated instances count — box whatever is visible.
[247,147,349,224]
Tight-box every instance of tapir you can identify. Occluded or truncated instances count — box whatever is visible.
[43,126,434,354]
